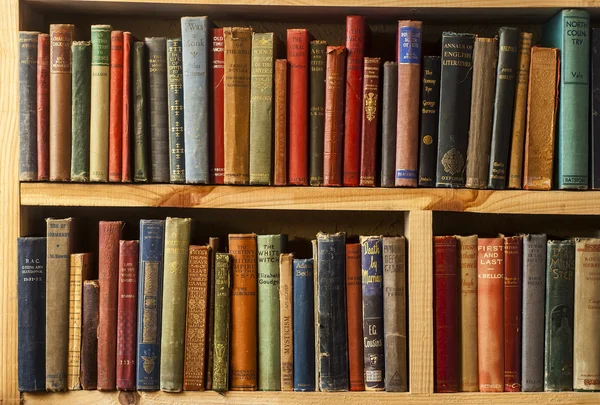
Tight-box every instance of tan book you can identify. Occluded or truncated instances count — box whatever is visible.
[279,253,294,391]
[274,59,288,186]
[67,253,91,390]
[457,235,478,392]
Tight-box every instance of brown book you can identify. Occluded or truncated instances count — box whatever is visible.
[205,237,219,390]
[229,233,258,390]
[81,280,99,390]
[279,253,294,391]
[68,253,91,390]
[523,47,559,190]
[346,243,365,391]
[504,235,522,392]
[274,59,288,186]
[457,235,478,392]
[323,46,346,186]
[359,57,381,187]
[37,33,50,180]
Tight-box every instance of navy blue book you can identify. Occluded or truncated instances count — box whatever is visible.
[136,220,165,390]
[17,237,46,392]
[293,258,315,391]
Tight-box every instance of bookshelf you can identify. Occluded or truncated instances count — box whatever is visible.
[3,0,600,404]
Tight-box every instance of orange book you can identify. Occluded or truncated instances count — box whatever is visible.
[346,243,365,391]
[108,31,124,182]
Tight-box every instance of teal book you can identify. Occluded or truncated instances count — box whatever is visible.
[543,10,590,189]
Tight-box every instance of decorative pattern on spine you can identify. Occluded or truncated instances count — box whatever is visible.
[293,258,315,391]
[503,235,523,391]
[309,40,326,186]
[323,46,346,186]
[359,58,381,187]
[68,253,91,390]
[19,31,38,181]
[133,42,149,182]
[108,31,124,182]
[70,41,92,182]
[205,237,219,389]
[167,38,185,183]
[457,235,478,392]
[212,253,231,392]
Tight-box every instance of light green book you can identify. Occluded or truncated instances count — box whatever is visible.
[212,253,231,392]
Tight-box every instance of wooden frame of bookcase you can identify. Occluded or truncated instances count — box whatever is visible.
[4,0,600,404]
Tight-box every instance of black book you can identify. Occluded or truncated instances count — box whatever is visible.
[418,56,441,187]
[309,40,327,186]
[381,62,398,188]
[591,28,600,189]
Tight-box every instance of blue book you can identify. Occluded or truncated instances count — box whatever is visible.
[136,220,165,390]
[293,258,315,391]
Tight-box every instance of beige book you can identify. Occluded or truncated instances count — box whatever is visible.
[457,235,478,391]
[67,253,91,390]
[279,253,294,391]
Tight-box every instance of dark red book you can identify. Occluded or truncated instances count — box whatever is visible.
[211,28,225,184]
[343,16,366,186]
[116,240,138,391]
[346,243,365,391]
[109,31,124,182]
[121,32,132,182]
[287,29,309,186]
[37,33,50,181]
[504,235,522,392]
[359,57,380,187]
[434,236,458,393]
[323,46,346,186]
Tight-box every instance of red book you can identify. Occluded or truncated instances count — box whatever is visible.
[346,243,365,391]
[434,236,458,393]
[121,32,132,182]
[37,33,50,180]
[211,28,225,184]
[323,46,346,186]
[287,29,309,185]
[503,235,522,392]
[109,31,124,182]
[359,57,381,187]
[343,16,366,186]
[116,240,138,391]
[97,221,124,391]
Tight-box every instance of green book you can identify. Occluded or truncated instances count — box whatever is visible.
[160,217,191,392]
[133,41,149,182]
[212,253,231,392]
[70,41,91,182]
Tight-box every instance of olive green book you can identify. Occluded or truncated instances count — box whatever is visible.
[70,41,91,182]
[212,253,231,392]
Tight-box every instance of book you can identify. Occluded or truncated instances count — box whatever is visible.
[68,253,91,390]
[167,38,185,183]
[593,29,600,190]
[19,31,38,181]
[109,31,124,182]
[205,237,219,390]
[121,32,132,182]
[309,40,327,186]
[133,42,149,182]
[17,237,46,392]
[323,46,346,187]
[212,253,231,392]
[346,243,364,391]
[457,235,478,392]
[359,57,381,187]
[37,33,50,181]
[293,258,315,391]
[274,59,288,186]
[70,41,92,182]
[210,28,225,184]
[312,239,319,390]
[503,235,523,391]
[417,57,441,188]
[280,253,294,391]
[81,280,99,389]
[381,62,398,188]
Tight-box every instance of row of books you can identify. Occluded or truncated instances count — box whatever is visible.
[433,234,600,393]
[18,218,408,393]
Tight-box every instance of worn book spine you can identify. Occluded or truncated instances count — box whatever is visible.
[183,245,210,390]
[465,37,498,189]
[274,59,288,186]
[160,218,191,392]
[89,25,111,182]
[544,240,575,391]
[230,233,258,390]
[381,62,398,187]
[133,42,149,182]
[205,237,219,390]
[417,57,441,187]
[382,236,407,391]
[19,31,38,181]
[434,236,458,393]
[212,253,231,392]
[280,253,294,391]
[109,31,124,182]
[121,32,132,182]
[523,47,559,190]
[312,239,319,390]
[346,243,364,391]
[181,16,209,184]
[37,33,50,180]
[211,28,225,184]
[323,46,346,186]
[223,27,252,185]
[359,58,381,186]
[317,232,348,391]
[507,33,534,189]
[309,40,326,186]
[457,235,478,392]
[293,258,315,391]
[593,29,600,189]
[116,241,139,391]
[504,235,523,392]
[395,20,423,187]
[46,218,73,391]
[167,38,185,183]
[70,41,92,182]
[49,24,74,181]
[81,280,99,390]
[436,32,475,187]
[17,237,46,392]
[68,253,91,390]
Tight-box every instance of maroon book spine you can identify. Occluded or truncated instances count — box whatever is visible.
[121,32,132,182]
[434,236,459,392]
[109,31,124,182]
[323,46,346,186]
[116,240,138,391]
[37,33,50,180]
[359,57,380,187]
[211,28,225,184]
[504,235,522,392]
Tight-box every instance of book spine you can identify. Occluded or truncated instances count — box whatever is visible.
[109,31,124,182]
[19,31,38,181]
[544,240,575,391]
[323,46,346,186]
[37,33,50,180]
[309,40,327,186]
[381,62,398,187]
[382,236,407,391]
[49,24,74,181]
[457,235,478,392]
[70,41,92,182]
[98,221,124,391]
[223,27,252,185]
[167,38,185,183]
[312,239,319,390]
[210,28,225,184]
[212,253,231,392]
[133,42,149,182]
[274,59,288,186]
[507,33,533,189]
[182,17,209,184]
[593,29,600,189]
[280,253,294,391]
[293,258,315,391]
[122,32,132,182]
[89,25,111,182]
[81,280,99,390]
[116,240,139,391]
[395,20,423,187]
[316,232,348,392]
[287,29,309,185]
[46,218,73,391]
[346,243,364,391]
[417,57,441,187]
[229,233,258,390]
[68,253,90,390]
[504,235,523,391]
[205,237,219,390]
[359,57,381,186]
[436,32,475,187]
[465,37,498,189]
[183,245,210,390]
[434,236,458,393]
[17,237,46,392]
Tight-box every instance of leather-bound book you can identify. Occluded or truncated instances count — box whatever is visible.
[210,28,225,184]
[98,221,124,391]
[17,237,46,392]
[293,258,315,391]
[593,29,600,189]
[70,41,92,182]
[109,31,124,182]
[477,237,504,392]
[309,40,326,186]
[434,236,458,393]
[417,57,441,187]
[183,245,210,391]
[212,253,231,392]
[323,46,346,187]
[311,239,319,390]
[345,243,364,391]
[457,235,478,392]
[523,47,559,190]
[37,33,50,180]
[229,233,258,390]
[116,240,139,391]
[380,62,398,188]
[359,57,381,187]
[503,235,522,392]
[223,27,252,185]
[68,253,91,390]
[274,59,288,186]
[81,280,99,390]
[394,20,423,187]
[121,32,132,182]
[465,37,497,189]
[19,31,38,181]
[507,33,533,189]
[167,38,185,183]
[49,24,74,181]
[280,253,294,391]
[133,42,148,182]
[205,237,219,390]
